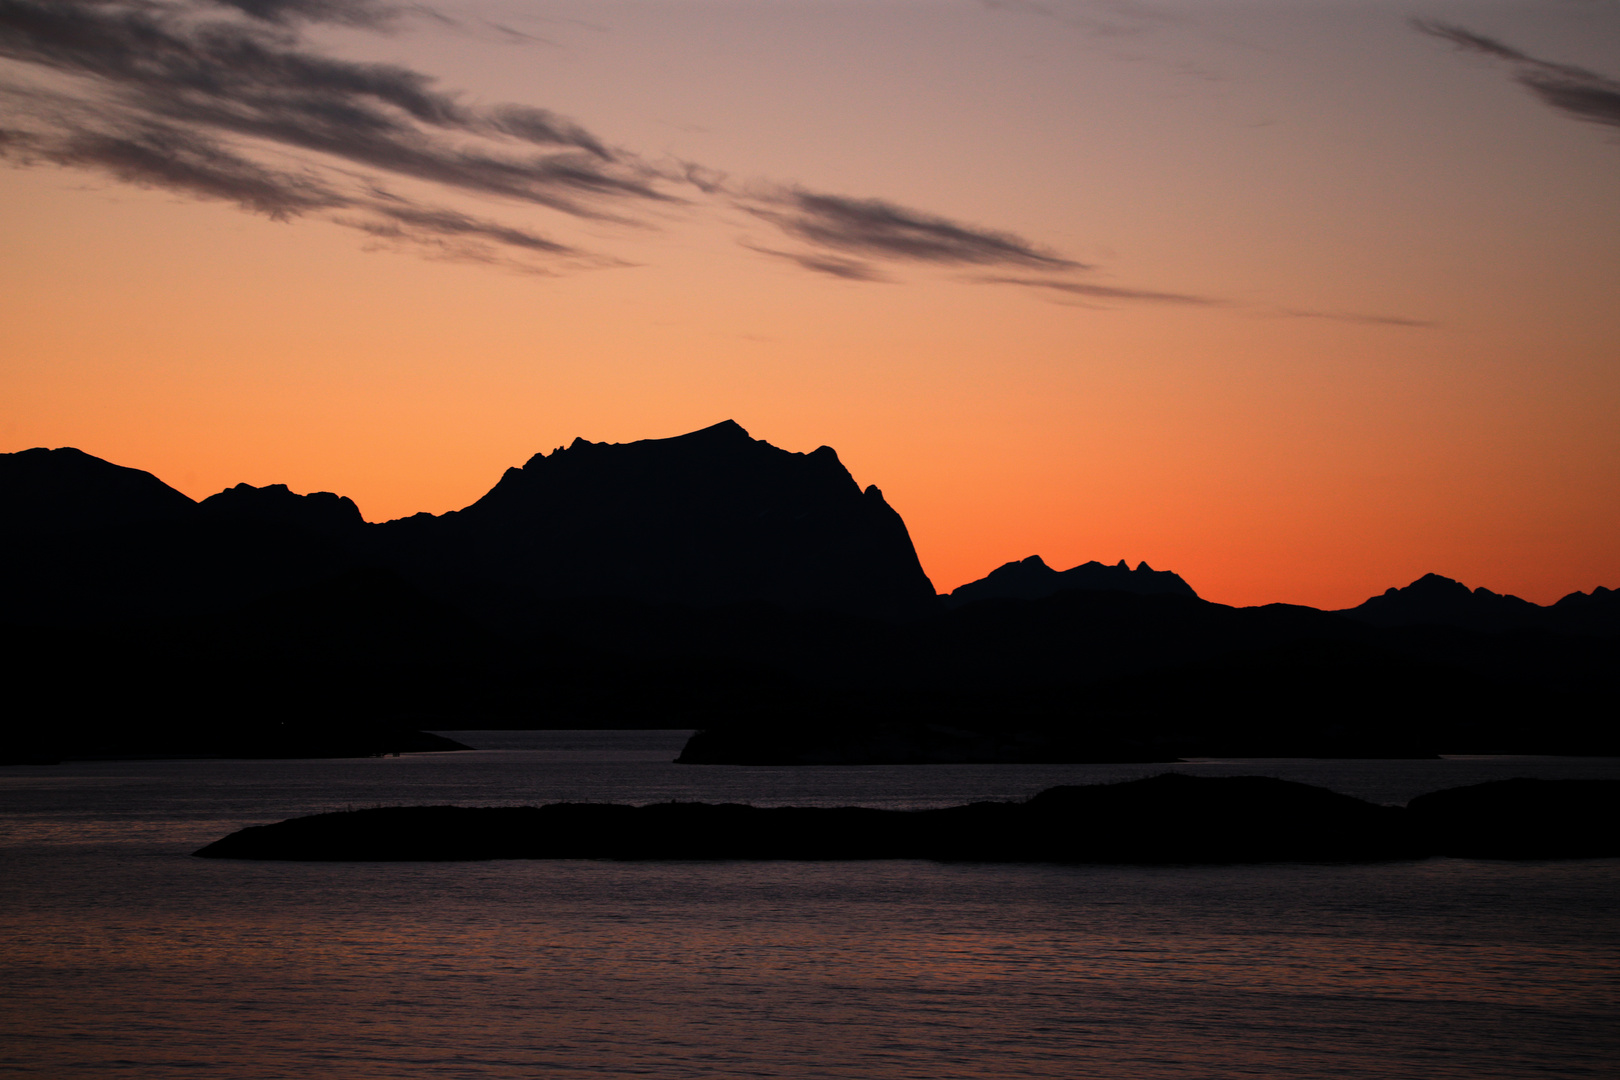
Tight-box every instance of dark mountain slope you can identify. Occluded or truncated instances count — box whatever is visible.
[376,420,935,617]
[0,446,195,537]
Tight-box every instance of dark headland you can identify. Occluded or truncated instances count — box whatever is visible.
[4,422,1617,763]
[193,775,1620,863]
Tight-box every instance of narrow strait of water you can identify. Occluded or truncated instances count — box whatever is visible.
[2,732,1617,1078]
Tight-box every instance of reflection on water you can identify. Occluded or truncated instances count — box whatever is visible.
[2,733,1618,1078]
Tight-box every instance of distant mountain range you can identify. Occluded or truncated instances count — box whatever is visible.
[1336,571,1619,635]
[2,423,1615,763]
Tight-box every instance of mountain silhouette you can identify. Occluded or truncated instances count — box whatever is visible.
[2,427,1616,762]
[0,446,195,537]
[0,421,936,624]
[1339,572,1545,632]
[375,420,936,617]
[946,554,1197,607]
[201,482,365,536]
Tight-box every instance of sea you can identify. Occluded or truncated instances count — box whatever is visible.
[3,731,1618,1079]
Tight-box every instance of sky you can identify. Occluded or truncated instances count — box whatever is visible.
[2,0,1617,608]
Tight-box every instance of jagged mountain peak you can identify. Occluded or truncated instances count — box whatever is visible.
[379,422,935,616]
[947,554,1198,607]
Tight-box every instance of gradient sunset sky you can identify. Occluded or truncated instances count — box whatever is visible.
[3,0,1616,607]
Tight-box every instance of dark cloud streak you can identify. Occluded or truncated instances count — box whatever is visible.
[206,0,399,28]
[0,0,656,267]
[985,279,1432,324]
[750,189,1082,270]
[980,275,1219,305]
[38,123,345,218]
[1413,20,1620,132]
[744,244,888,282]
[366,201,578,255]
[1275,308,1434,328]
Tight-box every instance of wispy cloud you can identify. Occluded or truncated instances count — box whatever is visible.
[1414,20,1620,133]
[1275,308,1435,329]
[0,0,665,268]
[0,0,1260,306]
[0,0,1104,283]
[976,0,1176,41]
[744,244,888,282]
[977,275,1219,305]
[743,192,1408,317]
[976,278,1434,325]
[1,120,343,218]
[745,188,1082,271]
[204,0,401,28]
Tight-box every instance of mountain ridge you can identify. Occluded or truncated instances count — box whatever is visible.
[946,554,1199,607]
[8,439,1609,621]
[3,426,1616,763]
[1,422,936,620]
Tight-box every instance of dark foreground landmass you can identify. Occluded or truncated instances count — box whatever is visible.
[193,774,1620,863]
[7,427,1618,763]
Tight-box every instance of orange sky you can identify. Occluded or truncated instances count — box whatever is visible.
[2,0,1617,608]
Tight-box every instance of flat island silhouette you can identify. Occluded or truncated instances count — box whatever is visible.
[194,774,1620,863]
[3,422,1616,763]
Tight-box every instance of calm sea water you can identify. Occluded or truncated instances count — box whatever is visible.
[3,732,1618,1078]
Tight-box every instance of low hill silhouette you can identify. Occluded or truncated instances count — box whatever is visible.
[193,774,1420,863]
[1341,572,1545,632]
[2,427,1616,762]
[191,775,1620,863]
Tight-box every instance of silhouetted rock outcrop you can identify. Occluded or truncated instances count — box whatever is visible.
[946,555,1197,607]
[201,483,365,537]
[193,773,1420,863]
